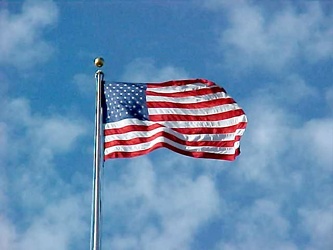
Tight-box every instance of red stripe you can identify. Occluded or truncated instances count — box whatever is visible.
[149,109,245,122]
[104,142,239,161]
[104,122,247,136]
[104,124,161,136]
[172,122,247,134]
[105,131,241,148]
[146,85,222,98]
[147,97,236,109]
[147,78,219,88]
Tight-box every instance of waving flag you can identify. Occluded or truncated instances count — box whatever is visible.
[102,78,247,161]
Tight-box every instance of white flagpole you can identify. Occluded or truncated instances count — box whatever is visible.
[91,57,105,250]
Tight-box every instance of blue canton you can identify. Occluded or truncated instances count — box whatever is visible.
[103,82,149,123]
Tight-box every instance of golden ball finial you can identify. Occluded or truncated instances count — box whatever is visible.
[94,57,104,67]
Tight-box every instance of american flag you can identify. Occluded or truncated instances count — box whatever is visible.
[102,79,247,161]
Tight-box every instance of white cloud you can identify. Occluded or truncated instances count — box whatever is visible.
[216,199,297,250]
[0,216,17,250]
[1,97,87,163]
[103,157,221,250]
[233,73,332,183]
[203,0,333,71]
[299,206,333,250]
[31,117,87,155]
[215,73,333,249]
[234,97,293,184]
[0,194,90,250]
[72,73,95,96]
[269,74,319,104]
[0,122,8,159]
[14,195,90,250]
[0,95,89,249]
[294,118,333,170]
[0,0,58,69]
[122,58,189,82]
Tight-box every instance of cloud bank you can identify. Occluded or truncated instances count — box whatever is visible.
[0,0,58,69]
[203,0,333,71]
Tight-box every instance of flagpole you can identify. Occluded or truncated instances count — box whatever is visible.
[91,57,104,250]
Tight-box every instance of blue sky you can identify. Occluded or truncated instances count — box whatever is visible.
[0,0,332,249]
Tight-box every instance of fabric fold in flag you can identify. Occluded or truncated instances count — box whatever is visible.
[102,78,247,161]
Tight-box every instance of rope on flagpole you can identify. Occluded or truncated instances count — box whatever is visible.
[90,57,104,250]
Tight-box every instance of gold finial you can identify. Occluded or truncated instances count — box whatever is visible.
[94,57,104,68]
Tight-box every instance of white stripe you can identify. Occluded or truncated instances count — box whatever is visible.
[147,83,219,93]
[146,92,230,103]
[149,115,247,128]
[104,114,247,129]
[148,103,241,116]
[104,119,154,129]
[159,115,246,128]
[105,125,246,143]
[105,136,239,155]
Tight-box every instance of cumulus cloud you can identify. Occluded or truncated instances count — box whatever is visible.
[294,118,333,170]
[216,74,333,249]
[72,73,95,96]
[72,73,95,95]
[202,0,333,71]
[1,97,87,163]
[0,2,91,249]
[0,0,58,69]
[103,157,221,250]
[216,199,297,250]
[0,95,89,249]
[122,58,189,82]
[0,195,90,250]
[0,216,17,250]
[14,196,90,250]
[299,206,333,250]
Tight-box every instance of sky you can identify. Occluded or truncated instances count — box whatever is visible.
[0,0,332,249]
